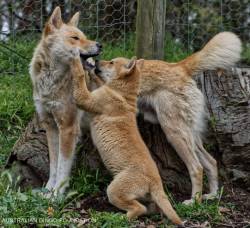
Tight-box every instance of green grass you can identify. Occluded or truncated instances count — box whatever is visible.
[0,168,225,227]
[70,167,110,196]
[0,36,37,74]
[88,210,133,228]
[102,34,135,60]
[0,75,34,166]
[0,171,81,226]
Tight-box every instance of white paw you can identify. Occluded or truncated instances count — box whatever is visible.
[203,193,218,200]
[39,189,63,201]
[42,191,54,199]
[53,180,69,196]
[182,198,195,205]
[33,188,55,199]
[45,178,56,191]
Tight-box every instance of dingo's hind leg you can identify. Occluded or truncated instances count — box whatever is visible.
[195,137,218,199]
[107,171,148,220]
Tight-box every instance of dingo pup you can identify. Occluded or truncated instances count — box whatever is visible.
[70,56,183,225]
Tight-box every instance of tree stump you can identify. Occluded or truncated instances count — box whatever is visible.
[5,68,250,193]
[199,68,250,190]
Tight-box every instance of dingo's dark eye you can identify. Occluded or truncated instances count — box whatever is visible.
[71,36,79,40]
[110,61,114,64]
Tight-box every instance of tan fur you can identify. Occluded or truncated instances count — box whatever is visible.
[29,7,101,195]
[96,32,242,203]
[70,57,183,225]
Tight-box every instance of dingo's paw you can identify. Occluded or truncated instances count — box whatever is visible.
[182,198,195,205]
[203,192,218,200]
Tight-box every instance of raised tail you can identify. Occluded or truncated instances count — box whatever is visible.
[151,184,183,225]
[179,32,242,76]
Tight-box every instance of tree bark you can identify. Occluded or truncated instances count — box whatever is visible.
[198,68,250,190]
[5,68,250,193]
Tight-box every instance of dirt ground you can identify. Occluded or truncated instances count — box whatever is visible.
[73,183,250,228]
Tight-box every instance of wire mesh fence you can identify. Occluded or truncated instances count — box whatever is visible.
[0,0,249,75]
[165,0,250,52]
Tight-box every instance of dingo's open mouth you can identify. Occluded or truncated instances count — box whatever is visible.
[80,54,100,72]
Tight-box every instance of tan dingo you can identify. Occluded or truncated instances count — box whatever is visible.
[95,32,242,204]
[70,56,183,225]
[29,6,101,195]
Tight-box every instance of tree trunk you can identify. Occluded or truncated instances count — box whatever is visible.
[135,0,166,59]
[198,68,250,190]
[5,68,250,193]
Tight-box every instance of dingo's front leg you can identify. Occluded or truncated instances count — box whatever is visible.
[45,126,59,191]
[54,124,78,195]
[35,101,59,192]
[38,108,79,196]
[51,105,80,196]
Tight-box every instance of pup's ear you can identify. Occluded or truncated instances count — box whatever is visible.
[68,12,80,27]
[120,56,137,77]
[136,59,144,70]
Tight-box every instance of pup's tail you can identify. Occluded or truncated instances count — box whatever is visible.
[179,32,242,76]
[150,184,183,225]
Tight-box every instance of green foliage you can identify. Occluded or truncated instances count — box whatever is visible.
[0,75,33,130]
[70,167,110,196]
[101,34,135,60]
[0,36,38,74]
[209,115,217,130]
[88,210,133,228]
[0,171,81,226]
[165,33,190,62]
[0,75,34,166]
[175,200,222,224]
[148,186,224,226]
[242,44,250,64]
[143,199,223,227]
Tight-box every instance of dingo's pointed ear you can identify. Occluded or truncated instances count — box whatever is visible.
[120,57,137,77]
[49,6,63,29]
[44,6,62,36]
[68,12,80,27]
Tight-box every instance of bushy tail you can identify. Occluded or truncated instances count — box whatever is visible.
[151,185,183,225]
[180,32,242,76]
